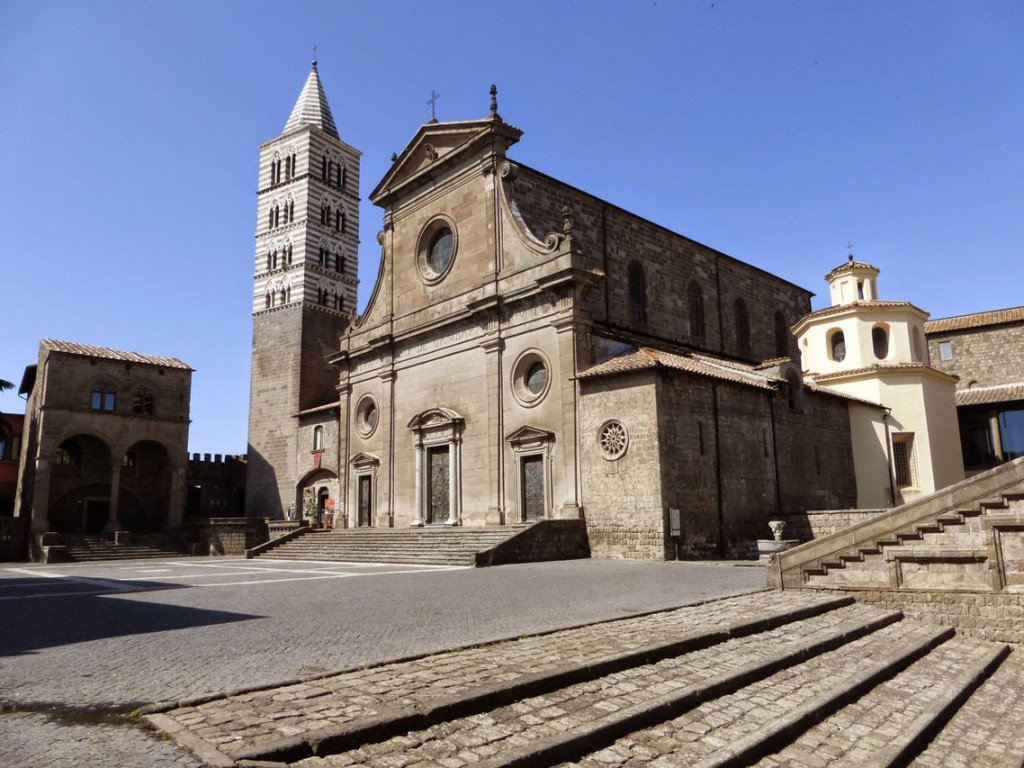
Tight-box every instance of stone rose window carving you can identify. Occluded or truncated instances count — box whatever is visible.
[599,420,628,461]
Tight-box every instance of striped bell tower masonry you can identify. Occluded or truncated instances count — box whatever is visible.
[246,60,361,518]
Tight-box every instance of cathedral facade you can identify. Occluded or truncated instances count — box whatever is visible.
[246,65,950,559]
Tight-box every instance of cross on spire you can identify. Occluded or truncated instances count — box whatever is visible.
[427,90,441,121]
[312,44,318,67]
[846,242,855,260]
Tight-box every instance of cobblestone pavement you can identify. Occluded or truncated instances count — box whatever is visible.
[156,590,839,763]
[0,557,765,767]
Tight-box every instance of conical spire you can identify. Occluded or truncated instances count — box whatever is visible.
[283,61,339,139]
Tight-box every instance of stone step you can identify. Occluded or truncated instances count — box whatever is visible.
[283,603,906,768]
[753,637,1008,767]
[255,527,524,566]
[909,650,1024,767]
[145,591,852,766]
[63,536,186,562]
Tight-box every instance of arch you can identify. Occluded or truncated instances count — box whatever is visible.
[47,434,113,533]
[118,439,172,532]
[313,425,324,451]
[628,261,647,324]
[688,281,705,345]
[829,329,847,362]
[872,324,890,360]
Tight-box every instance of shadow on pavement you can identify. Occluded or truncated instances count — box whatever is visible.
[0,577,260,656]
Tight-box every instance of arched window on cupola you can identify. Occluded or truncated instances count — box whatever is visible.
[872,325,889,360]
[339,164,346,189]
[318,246,326,267]
[265,252,272,272]
[336,209,345,233]
[830,329,847,362]
[321,154,328,181]
[320,201,329,226]
[286,286,291,303]
[627,261,647,324]
[265,293,272,309]
[286,243,293,265]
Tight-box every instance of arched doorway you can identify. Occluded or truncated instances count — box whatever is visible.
[297,469,339,526]
[119,440,171,532]
[47,435,112,533]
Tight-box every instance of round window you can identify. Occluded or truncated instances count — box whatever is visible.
[525,362,548,395]
[599,420,628,461]
[356,396,379,438]
[510,351,551,407]
[428,228,454,274]
[417,217,458,284]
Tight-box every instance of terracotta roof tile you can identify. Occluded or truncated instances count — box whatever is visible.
[824,259,880,281]
[798,300,926,324]
[41,340,191,370]
[579,348,776,391]
[925,306,1024,334]
[955,382,1024,407]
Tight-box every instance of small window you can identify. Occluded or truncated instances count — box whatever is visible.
[321,154,328,180]
[688,282,705,345]
[313,425,324,452]
[857,280,865,300]
[132,390,155,416]
[628,261,647,324]
[774,311,788,357]
[734,298,750,354]
[872,326,889,360]
[91,388,114,412]
[830,330,847,363]
[938,341,953,362]
[892,433,917,488]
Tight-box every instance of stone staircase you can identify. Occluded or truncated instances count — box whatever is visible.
[145,591,1024,767]
[250,525,534,566]
[62,534,186,562]
[769,457,1024,591]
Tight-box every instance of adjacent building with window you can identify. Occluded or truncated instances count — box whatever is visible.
[925,306,1024,473]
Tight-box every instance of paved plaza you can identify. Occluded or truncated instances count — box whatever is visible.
[0,556,765,767]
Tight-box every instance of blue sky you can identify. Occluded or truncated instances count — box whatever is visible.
[1,1,1021,454]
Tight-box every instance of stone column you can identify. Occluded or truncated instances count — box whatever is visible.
[105,462,122,532]
[990,412,1005,462]
[411,442,424,526]
[446,437,459,525]
[29,458,52,534]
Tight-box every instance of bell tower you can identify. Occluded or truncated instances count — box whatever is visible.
[246,60,360,518]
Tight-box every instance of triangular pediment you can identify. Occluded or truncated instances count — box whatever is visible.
[349,451,381,468]
[407,407,465,430]
[505,425,555,445]
[370,118,522,205]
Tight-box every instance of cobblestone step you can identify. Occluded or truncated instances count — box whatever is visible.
[753,637,1009,767]
[145,591,850,765]
[146,590,1012,768]
[909,649,1024,768]
[285,604,903,768]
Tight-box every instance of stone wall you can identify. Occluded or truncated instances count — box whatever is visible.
[477,520,589,566]
[775,508,890,542]
[198,517,268,556]
[813,587,1024,645]
[512,165,812,365]
[579,371,667,560]
[927,320,1024,388]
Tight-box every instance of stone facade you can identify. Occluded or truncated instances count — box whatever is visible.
[925,306,1024,472]
[0,412,23,517]
[13,340,192,537]
[246,68,914,561]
